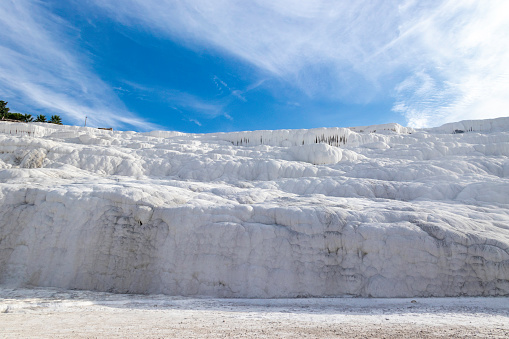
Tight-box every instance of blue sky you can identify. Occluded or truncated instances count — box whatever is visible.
[1,0,508,133]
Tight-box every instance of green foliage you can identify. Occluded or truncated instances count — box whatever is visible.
[1,99,65,126]
[1,111,36,122]
[5,112,24,121]
[49,115,62,125]
[23,114,33,123]
[35,114,47,122]
[0,101,23,121]
[0,100,10,118]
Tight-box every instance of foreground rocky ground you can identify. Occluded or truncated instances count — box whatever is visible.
[1,288,508,338]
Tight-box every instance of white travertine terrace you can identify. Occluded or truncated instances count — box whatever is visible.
[0,117,508,297]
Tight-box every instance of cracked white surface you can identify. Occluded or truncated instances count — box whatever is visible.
[0,118,509,297]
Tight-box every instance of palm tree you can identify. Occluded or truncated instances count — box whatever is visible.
[49,115,62,125]
[23,114,33,122]
[35,115,47,122]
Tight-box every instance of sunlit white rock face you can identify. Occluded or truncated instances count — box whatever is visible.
[0,118,509,297]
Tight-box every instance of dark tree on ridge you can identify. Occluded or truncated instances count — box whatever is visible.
[49,115,62,125]
[35,114,47,122]
[0,100,10,119]
[23,114,34,122]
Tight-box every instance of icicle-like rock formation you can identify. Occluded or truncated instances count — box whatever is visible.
[0,118,508,297]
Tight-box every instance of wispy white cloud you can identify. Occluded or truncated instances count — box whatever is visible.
[390,0,509,127]
[92,0,509,127]
[121,76,266,125]
[168,91,227,118]
[212,76,229,96]
[121,81,230,120]
[189,118,202,126]
[212,75,249,102]
[92,0,398,100]
[0,0,156,130]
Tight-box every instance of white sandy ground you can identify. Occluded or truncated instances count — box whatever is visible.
[1,287,508,338]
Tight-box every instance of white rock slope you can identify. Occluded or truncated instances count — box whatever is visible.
[0,118,509,297]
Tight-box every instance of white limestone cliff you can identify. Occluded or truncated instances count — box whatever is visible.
[0,118,508,297]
